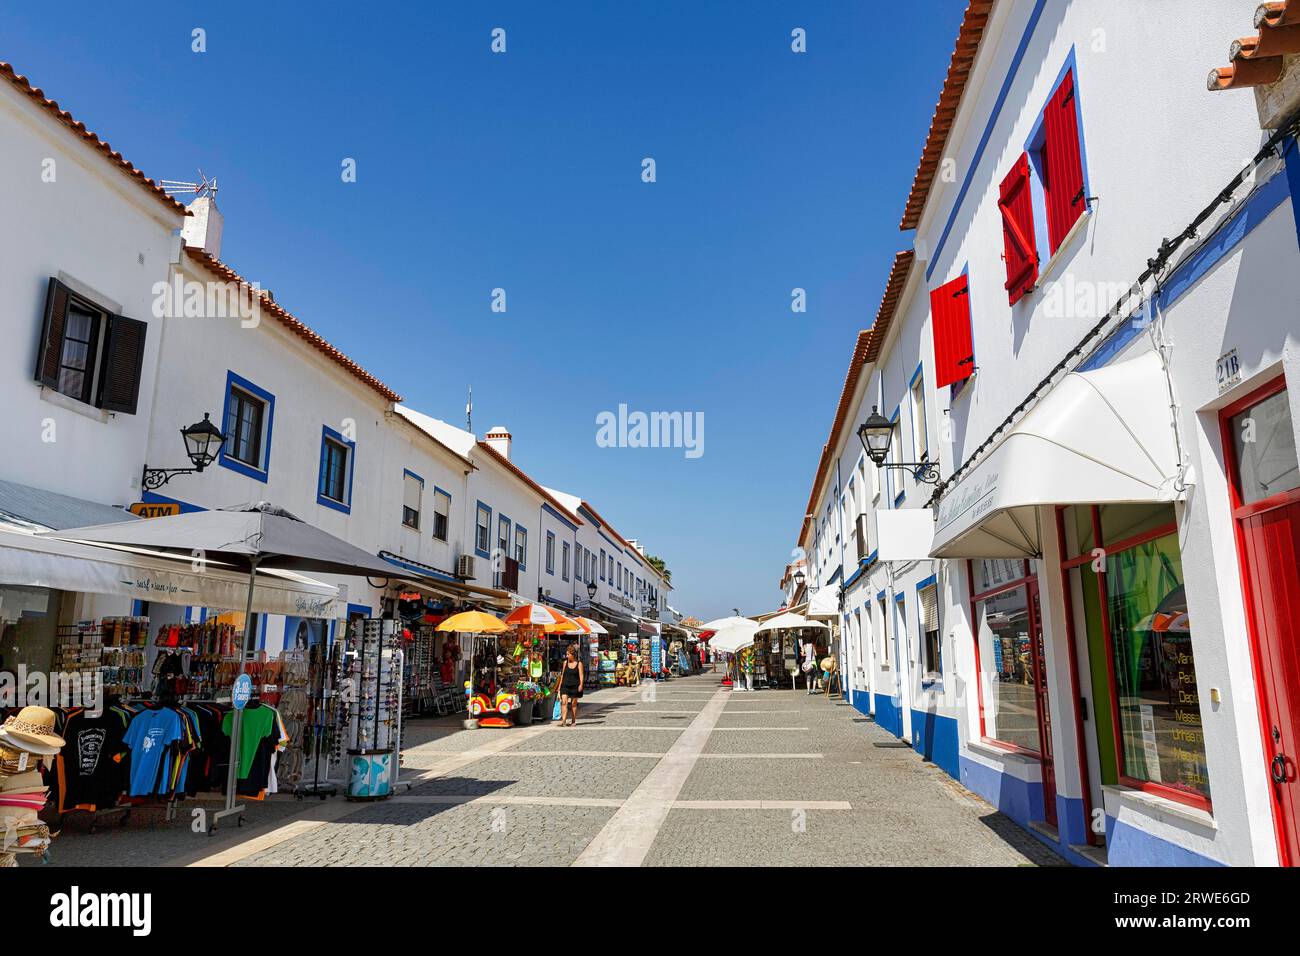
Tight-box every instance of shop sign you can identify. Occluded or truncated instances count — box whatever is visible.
[1215,348,1241,395]
[232,674,253,710]
[128,502,181,519]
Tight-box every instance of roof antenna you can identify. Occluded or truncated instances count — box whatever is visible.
[466,386,473,433]
[161,169,218,200]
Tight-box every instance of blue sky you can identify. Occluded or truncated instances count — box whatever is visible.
[6,0,968,619]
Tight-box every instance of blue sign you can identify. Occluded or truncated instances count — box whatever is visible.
[232,673,253,710]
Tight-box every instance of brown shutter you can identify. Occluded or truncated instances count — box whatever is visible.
[97,315,148,414]
[35,277,72,387]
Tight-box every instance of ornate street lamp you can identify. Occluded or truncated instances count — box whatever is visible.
[141,413,226,490]
[586,580,597,601]
[856,406,940,485]
[793,569,806,589]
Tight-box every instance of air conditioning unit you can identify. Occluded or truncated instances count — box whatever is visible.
[456,554,476,579]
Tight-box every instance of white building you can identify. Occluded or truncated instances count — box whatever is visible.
[792,0,1300,867]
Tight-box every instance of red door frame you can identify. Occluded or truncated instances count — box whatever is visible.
[1220,373,1299,865]
[966,561,1058,827]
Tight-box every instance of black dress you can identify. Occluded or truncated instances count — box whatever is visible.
[560,661,583,699]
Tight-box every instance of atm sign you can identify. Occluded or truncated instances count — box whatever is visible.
[129,502,181,519]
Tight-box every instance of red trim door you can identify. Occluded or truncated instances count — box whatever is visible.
[1027,582,1058,826]
[1222,377,1300,865]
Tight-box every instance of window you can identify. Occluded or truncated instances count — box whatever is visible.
[929,274,974,389]
[317,426,354,513]
[1061,504,1209,807]
[617,562,622,591]
[1229,389,1299,506]
[475,503,492,557]
[878,596,890,666]
[34,278,148,414]
[514,526,527,569]
[562,542,571,581]
[402,471,423,530]
[497,515,511,562]
[600,549,607,581]
[219,372,275,480]
[432,489,450,541]
[546,531,556,574]
[919,583,941,679]
[970,561,1043,753]
[910,372,929,462]
[1038,68,1087,256]
[999,153,1039,304]
[890,408,905,507]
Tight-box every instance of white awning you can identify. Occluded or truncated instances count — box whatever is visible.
[808,586,839,618]
[0,525,340,618]
[755,611,828,634]
[875,509,936,562]
[930,351,1180,559]
[710,620,759,654]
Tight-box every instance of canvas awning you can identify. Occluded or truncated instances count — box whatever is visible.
[808,586,840,618]
[0,524,339,617]
[930,351,1180,559]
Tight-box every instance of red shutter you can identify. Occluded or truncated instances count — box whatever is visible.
[930,274,974,389]
[999,153,1038,305]
[1043,69,1086,254]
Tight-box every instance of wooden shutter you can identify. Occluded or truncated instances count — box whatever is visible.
[97,315,148,413]
[34,277,73,387]
[929,274,974,389]
[999,153,1038,305]
[1044,69,1086,254]
[920,584,939,633]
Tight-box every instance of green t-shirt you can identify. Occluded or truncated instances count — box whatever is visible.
[221,705,278,778]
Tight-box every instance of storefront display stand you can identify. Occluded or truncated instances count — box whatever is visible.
[389,646,413,793]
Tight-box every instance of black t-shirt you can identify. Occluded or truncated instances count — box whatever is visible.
[58,708,130,812]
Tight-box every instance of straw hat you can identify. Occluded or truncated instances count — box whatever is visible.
[0,707,65,755]
[0,771,45,794]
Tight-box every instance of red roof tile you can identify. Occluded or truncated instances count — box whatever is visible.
[184,247,403,403]
[1,61,188,217]
[1209,0,1300,91]
[474,442,583,527]
[899,1,997,231]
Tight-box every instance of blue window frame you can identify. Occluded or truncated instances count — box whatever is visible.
[1026,50,1092,263]
[497,513,511,563]
[475,502,492,558]
[431,487,451,542]
[889,406,905,507]
[316,425,355,514]
[402,469,423,530]
[545,531,556,573]
[219,371,274,482]
[562,541,571,581]
[600,549,606,581]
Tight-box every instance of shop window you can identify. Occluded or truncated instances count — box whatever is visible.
[475,503,492,557]
[970,561,1042,752]
[432,489,450,542]
[545,531,556,574]
[316,426,354,514]
[1229,388,1299,506]
[220,371,275,481]
[1061,504,1209,807]
[919,582,941,680]
[402,470,423,530]
[514,526,527,569]
[34,278,148,414]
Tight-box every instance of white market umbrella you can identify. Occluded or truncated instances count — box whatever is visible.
[756,611,828,634]
[710,619,759,654]
[701,615,753,631]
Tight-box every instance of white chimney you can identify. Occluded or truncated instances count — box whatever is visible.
[484,426,512,460]
[181,195,224,258]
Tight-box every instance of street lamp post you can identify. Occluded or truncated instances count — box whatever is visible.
[141,413,227,490]
[856,407,940,485]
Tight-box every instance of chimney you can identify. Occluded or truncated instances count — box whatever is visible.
[484,426,512,460]
[181,195,224,258]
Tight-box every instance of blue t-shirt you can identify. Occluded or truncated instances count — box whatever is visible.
[123,708,184,796]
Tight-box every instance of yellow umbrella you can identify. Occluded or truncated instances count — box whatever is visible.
[436,610,509,634]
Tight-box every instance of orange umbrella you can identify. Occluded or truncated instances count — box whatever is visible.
[436,610,508,634]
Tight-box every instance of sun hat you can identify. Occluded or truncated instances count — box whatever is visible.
[0,771,44,793]
[0,707,65,754]
[0,746,40,775]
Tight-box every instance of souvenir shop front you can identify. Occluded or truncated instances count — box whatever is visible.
[0,523,342,858]
[590,610,641,687]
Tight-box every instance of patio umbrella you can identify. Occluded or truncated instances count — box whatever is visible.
[44,502,399,827]
[701,615,753,631]
[756,611,828,634]
[436,610,508,634]
[575,616,608,634]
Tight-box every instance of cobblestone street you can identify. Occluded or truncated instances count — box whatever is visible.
[36,673,1065,867]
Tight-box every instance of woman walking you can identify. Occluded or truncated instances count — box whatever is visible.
[559,642,584,726]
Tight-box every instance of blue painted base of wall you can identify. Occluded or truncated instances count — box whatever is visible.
[911,710,959,778]
[959,755,1045,827]
[874,697,903,738]
[1105,817,1224,867]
